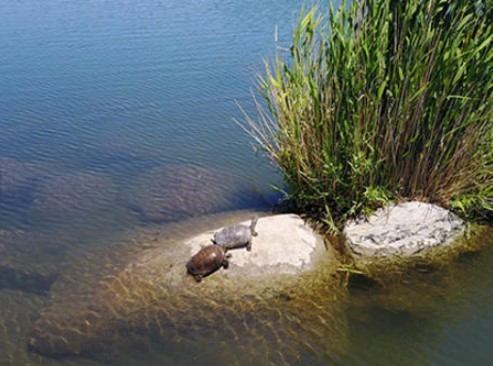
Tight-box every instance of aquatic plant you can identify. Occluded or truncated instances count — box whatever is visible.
[245,0,493,231]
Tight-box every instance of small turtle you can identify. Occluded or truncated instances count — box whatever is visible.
[186,244,230,282]
[212,216,258,251]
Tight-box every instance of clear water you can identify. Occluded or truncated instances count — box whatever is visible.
[1,0,493,365]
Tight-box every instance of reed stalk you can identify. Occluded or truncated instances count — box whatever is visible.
[245,0,493,231]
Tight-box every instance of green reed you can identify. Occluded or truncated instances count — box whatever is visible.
[245,0,493,231]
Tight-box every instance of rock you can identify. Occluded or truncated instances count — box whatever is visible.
[0,157,51,208]
[126,164,255,223]
[0,229,66,277]
[344,201,466,258]
[28,212,345,359]
[0,229,66,295]
[0,290,47,364]
[30,172,116,220]
[0,266,56,295]
[185,214,328,277]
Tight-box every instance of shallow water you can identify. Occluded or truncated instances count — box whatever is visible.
[1,0,493,365]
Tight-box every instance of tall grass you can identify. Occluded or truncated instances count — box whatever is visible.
[245,0,493,231]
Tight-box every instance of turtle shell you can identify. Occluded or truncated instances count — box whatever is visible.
[213,224,251,247]
[213,217,258,250]
[186,244,227,281]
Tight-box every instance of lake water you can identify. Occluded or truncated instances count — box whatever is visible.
[1,0,493,365]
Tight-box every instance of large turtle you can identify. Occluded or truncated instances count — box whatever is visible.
[186,244,230,282]
[212,216,258,251]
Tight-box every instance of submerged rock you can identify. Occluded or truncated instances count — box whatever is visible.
[0,290,47,364]
[28,212,345,359]
[344,201,466,258]
[0,229,65,295]
[0,157,51,208]
[30,172,116,220]
[0,229,65,275]
[0,267,56,295]
[126,164,255,223]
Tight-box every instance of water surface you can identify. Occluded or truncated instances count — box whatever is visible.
[1,0,493,365]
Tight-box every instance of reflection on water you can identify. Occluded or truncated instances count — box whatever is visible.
[1,0,493,364]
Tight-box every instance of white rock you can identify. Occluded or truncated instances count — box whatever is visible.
[343,202,465,257]
[185,214,327,276]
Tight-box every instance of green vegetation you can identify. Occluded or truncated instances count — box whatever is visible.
[245,0,493,231]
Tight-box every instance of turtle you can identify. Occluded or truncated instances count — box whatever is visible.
[186,244,230,282]
[212,216,258,251]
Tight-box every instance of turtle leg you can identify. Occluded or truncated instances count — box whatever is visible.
[194,275,203,282]
[246,240,252,252]
[223,259,229,269]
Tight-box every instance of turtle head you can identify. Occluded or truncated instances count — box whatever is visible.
[250,216,259,235]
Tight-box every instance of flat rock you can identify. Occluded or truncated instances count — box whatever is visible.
[344,201,466,258]
[185,214,327,276]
